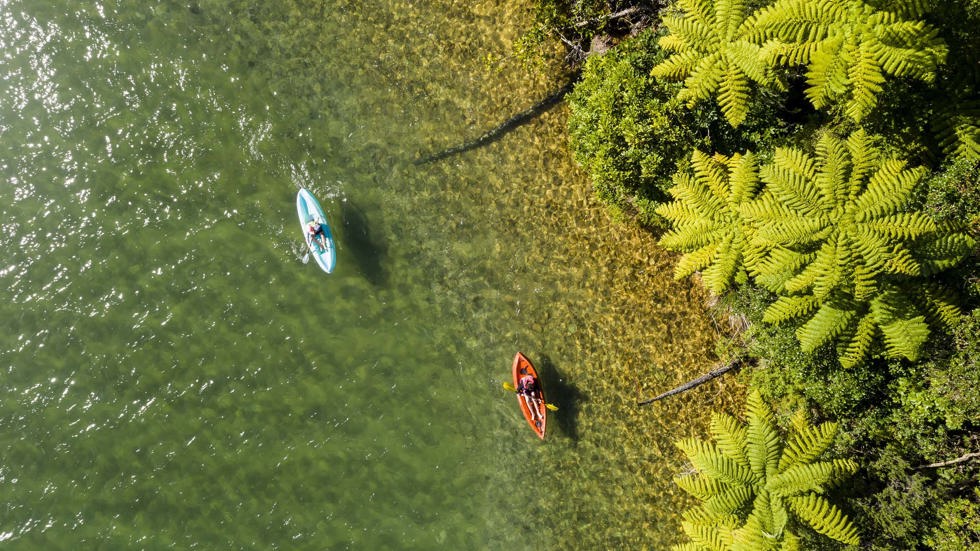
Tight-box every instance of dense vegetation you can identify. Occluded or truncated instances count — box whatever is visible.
[526,0,980,548]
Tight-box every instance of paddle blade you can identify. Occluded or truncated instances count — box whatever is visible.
[545,403,558,411]
[502,382,516,392]
[302,252,310,264]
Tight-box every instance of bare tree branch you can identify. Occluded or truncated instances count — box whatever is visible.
[573,7,641,28]
[918,451,980,469]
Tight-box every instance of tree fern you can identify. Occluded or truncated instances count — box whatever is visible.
[673,391,860,549]
[658,150,762,295]
[752,0,948,121]
[745,130,970,366]
[651,0,778,126]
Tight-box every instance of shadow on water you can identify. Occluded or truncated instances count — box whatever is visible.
[538,354,585,443]
[338,199,388,287]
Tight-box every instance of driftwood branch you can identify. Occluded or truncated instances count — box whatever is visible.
[638,357,744,406]
[918,451,980,470]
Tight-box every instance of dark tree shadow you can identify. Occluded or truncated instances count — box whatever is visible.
[537,354,585,443]
[338,199,388,287]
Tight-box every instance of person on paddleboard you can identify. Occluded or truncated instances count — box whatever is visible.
[517,374,543,421]
[307,217,328,252]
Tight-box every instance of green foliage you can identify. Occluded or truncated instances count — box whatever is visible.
[514,0,610,68]
[924,156,980,235]
[924,488,980,551]
[657,150,762,294]
[752,0,949,122]
[568,28,711,227]
[748,308,980,550]
[651,0,780,126]
[744,129,973,366]
[673,391,860,550]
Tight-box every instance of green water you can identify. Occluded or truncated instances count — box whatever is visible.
[0,1,739,549]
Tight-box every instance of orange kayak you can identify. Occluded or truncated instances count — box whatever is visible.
[512,352,546,439]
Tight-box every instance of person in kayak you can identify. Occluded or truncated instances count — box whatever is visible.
[517,374,543,421]
[307,217,328,252]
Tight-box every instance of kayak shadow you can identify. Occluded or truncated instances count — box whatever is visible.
[538,354,584,443]
[338,199,388,287]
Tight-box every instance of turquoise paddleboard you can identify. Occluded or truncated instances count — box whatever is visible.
[297,188,337,273]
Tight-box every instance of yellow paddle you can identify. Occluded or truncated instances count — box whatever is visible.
[502,381,559,411]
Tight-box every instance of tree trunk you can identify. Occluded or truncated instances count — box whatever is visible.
[918,451,980,469]
[637,357,744,406]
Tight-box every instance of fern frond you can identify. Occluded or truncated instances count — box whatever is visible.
[711,412,750,467]
[704,485,756,516]
[727,39,769,85]
[755,215,829,247]
[853,159,922,221]
[914,231,976,274]
[767,460,859,497]
[676,0,717,30]
[682,54,727,104]
[871,290,930,361]
[781,240,838,297]
[845,42,886,122]
[796,300,858,353]
[762,148,821,212]
[653,49,704,80]
[882,247,922,276]
[763,294,821,324]
[877,313,930,362]
[865,212,936,241]
[717,64,752,126]
[701,235,742,294]
[677,438,758,486]
[786,494,861,545]
[674,244,721,280]
[732,490,787,549]
[676,472,732,500]
[728,151,761,203]
[656,201,704,228]
[780,530,802,551]
[805,36,851,110]
[779,419,839,471]
[681,518,734,551]
[933,104,980,162]
[661,222,724,251]
[917,283,963,329]
[812,131,850,206]
[873,17,947,79]
[692,150,733,205]
[851,263,878,302]
[746,391,781,480]
[839,310,877,368]
[751,0,842,46]
[666,10,717,50]
[761,40,820,66]
[845,129,879,187]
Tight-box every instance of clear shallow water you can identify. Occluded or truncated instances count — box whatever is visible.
[0,1,739,549]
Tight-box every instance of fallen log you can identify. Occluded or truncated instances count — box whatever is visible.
[637,357,744,406]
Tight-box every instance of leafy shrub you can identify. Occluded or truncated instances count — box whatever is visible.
[568,28,788,229]
[567,28,706,229]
